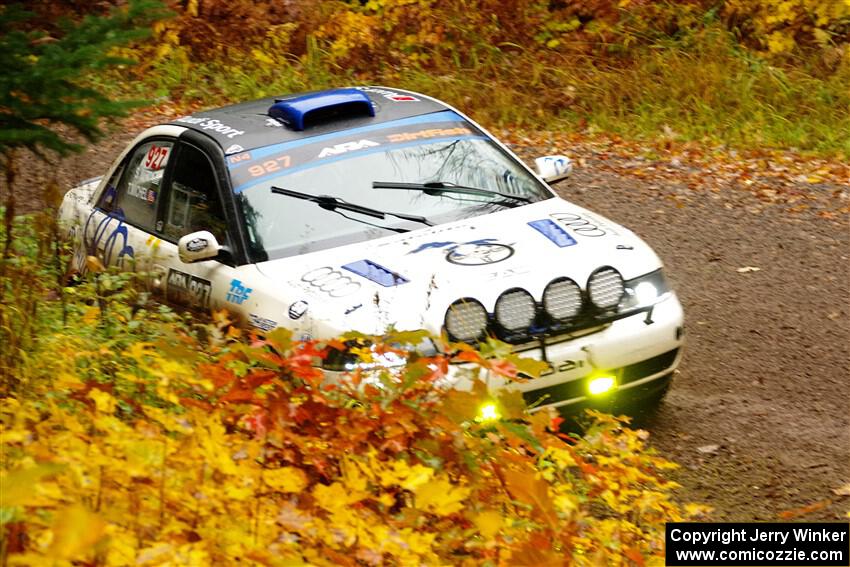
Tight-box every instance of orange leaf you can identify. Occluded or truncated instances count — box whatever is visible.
[501,466,560,529]
[778,500,830,519]
[624,545,645,566]
[454,350,483,364]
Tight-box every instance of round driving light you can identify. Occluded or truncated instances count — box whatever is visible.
[587,267,625,310]
[476,402,501,423]
[587,375,616,396]
[445,298,488,342]
[495,288,536,331]
[543,277,582,321]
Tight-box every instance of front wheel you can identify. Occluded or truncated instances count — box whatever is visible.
[614,372,674,422]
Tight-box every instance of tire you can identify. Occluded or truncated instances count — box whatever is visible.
[614,372,674,420]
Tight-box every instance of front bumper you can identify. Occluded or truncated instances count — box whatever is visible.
[447,292,685,410]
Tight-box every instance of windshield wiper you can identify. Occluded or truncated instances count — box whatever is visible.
[372,181,533,206]
[270,187,433,231]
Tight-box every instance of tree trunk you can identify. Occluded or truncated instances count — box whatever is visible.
[2,150,16,262]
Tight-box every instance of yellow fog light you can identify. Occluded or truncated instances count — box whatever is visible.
[587,375,616,396]
[477,402,501,423]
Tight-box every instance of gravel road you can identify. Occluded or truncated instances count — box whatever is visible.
[9,121,850,521]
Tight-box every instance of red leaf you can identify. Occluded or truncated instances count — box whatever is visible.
[488,359,517,379]
[200,363,236,389]
[244,369,276,389]
[220,384,256,403]
[550,416,564,431]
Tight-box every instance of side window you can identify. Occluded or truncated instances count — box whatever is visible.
[101,140,173,232]
[162,144,227,243]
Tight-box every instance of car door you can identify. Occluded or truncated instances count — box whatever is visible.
[151,140,242,314]
[85,138,175,274]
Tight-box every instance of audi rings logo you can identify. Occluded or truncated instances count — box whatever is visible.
[446,243,514,266]
[549,212,607,237]
[301,267,361,297]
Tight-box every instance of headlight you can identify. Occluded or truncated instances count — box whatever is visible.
[495,288,536,331]
[542,277,582,321]
[587,267,625,310]
[620,269,670,310]
[445,298,488,342]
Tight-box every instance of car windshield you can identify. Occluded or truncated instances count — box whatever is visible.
[231,112,551,261]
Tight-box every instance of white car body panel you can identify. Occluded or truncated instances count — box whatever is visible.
[251,198,662,336]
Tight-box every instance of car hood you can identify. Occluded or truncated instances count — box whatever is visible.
[255,197,662,336]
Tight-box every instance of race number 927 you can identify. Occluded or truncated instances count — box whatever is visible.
[145,144,169,171]
[248,155,292,178]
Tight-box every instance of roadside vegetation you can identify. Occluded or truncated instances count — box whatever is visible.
[81,0,850,156]
[0,217,706,564]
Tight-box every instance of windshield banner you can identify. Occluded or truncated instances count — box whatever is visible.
[226,111,485,193]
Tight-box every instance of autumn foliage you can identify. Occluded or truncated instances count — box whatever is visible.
[1,280,705,566]
[9,0,850,154]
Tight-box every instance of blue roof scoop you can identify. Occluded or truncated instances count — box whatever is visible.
[268,89,376,131]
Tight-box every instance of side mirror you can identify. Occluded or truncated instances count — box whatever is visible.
[534,155,573,183]
[178,230,221,263]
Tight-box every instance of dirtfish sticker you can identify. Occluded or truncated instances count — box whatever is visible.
[226,279,253,305]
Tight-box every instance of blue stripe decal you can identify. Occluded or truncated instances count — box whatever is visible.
[234,135,488,193]
[342,259,409,287]
[233,111,465,164]
[528,219,577,248]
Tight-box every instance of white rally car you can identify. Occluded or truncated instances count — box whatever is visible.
[58,87,684,412]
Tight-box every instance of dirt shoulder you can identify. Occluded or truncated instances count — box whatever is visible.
[11,118,850,521]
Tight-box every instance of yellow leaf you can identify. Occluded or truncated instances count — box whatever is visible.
[86,255,105,273]
[381,460,434,491]
[82,306,100,324]
[0,463,65,507]
[263,467,307,493]
[124,440,165,478]
[313,482,366,510]
[54,372,84,390]
[223,479,255,501]
[251,48,275,65]
[474,510,503,538]
[413,476,470,516]
[89,389,116,413]
[48,505,106,559]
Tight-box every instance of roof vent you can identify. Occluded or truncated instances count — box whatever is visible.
[268,89,375,131]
